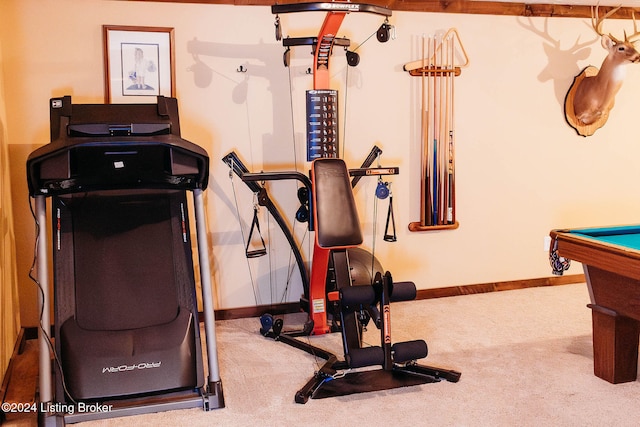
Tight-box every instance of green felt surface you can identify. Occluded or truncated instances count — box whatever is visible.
[571,225,640,251]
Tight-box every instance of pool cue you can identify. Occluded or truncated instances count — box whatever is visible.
[420,35,428,226]
[430,35,436,226]
[440,35,446,224]
[445,34,451,224]
[426,36,434,226]
[439,35,446,224]
[419,35,424,225]
[447,34,456,224]
[437,35,445,225]
[431,35,438,226]
[442,35,451,224]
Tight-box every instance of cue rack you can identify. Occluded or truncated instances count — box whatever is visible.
[404,29,468,231]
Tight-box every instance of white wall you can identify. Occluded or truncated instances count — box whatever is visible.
[4,0,640,320]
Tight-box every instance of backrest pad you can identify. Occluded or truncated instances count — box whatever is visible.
[312,158,363,248]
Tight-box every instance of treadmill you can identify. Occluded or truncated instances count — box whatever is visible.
[26,96,224,425]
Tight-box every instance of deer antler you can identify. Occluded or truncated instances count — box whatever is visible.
[592,5,640,44]
[625,11,640,43]
[592,5,623,42]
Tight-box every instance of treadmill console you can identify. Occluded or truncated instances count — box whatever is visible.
[27,96,209,196]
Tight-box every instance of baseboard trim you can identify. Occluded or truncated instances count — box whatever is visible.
[213,302,301,321]
[213,274,586,320]
[415,274,585,299]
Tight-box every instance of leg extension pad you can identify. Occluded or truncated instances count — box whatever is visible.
[392,340,428,363]
[347,346,385,368]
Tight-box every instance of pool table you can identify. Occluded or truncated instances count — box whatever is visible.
[550,225,640,384]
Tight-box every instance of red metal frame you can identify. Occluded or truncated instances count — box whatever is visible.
[313,11,347,89]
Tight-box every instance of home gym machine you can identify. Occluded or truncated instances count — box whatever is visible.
[222,1,460,403]
[27,96,224,425]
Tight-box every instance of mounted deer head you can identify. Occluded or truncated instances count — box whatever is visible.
[565,6,640,136]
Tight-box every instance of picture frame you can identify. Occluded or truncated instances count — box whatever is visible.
[103,25,175,103]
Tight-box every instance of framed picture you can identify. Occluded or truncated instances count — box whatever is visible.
[103,25,175,103]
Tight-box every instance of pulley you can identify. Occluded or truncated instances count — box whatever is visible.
[275,15,282,41]
[375,179,390,199]
[377,18,394,43]
[346,50,360,67]
[283,46,291,67]
[295,186,310,223]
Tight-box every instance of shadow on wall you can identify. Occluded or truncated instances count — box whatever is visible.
[517,17,596,113]
[185,37,307,163]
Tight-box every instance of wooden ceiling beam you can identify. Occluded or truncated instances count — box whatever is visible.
[388,1,635,18]
[127,0,638,19]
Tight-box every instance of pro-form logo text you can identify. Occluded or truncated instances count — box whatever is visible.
[102,362,161,374]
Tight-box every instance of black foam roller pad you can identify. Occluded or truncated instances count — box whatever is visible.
[392,340,428,363]
[348,346,385,368]
[340,285,375,306]
[390,281,417,302]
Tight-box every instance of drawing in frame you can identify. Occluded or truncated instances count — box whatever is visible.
[103,25,175,103]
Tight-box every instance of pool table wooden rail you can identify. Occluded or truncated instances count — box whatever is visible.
[550,229,640,282]
[550,228,640,383]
